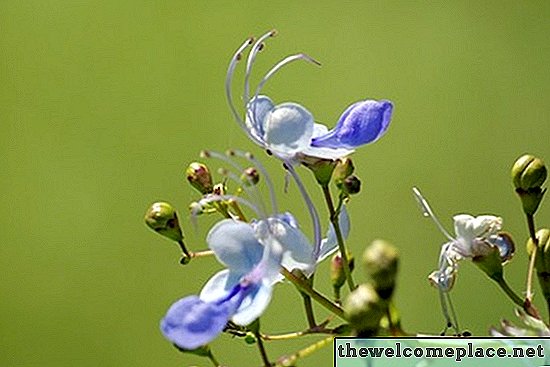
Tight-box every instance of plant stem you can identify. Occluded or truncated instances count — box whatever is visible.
[302,293,317,328]
[275,335,334,367]
[190,249,214,258]
[494,275,525,308]
[206,349,221,367]
[281,268,346,320]
[255,331,271,367]
[525,213,538,301]
[321,184,355,291]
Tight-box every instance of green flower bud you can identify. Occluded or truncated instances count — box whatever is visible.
[472,244,504,282]
[144,202,183,242]
[512,155,547,216]
[334,158,355,189]
[526,229,550,300]
[331,251,355,290]
[343,284,385,335]
[186,162,213,194]
[240,167,260,186]
[512,155,547,191]
[304,159,337,186]
[362,239,399,299]
[342,175,361,195]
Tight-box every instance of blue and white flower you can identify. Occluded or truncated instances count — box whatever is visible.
[225,30,394,162]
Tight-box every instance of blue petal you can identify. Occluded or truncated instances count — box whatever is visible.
[311,100,393,149]
[160,295,232,350]
[200,269,241,303]
[301,123,354,160]
[207,219,263,274]
[264,103,314,156]
[232,281,273,326]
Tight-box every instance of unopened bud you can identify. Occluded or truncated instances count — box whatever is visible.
[334,158,355,188]
[303,158,337,186]
[343,284,385,335]
[526,229,550,301]
[331,251,355,290]
[362,239,399,299]
[512,155,547,191]
[241,167,260,186]
[342,175,361,195]
[512,155,547,216]
[144,202,183,242]
[186,162,213,194]
[213,183,225,196]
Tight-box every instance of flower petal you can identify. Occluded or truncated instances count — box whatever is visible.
[317,206,351,262]
[160,295,232,350]
[232,281,273,326]
[245,95,274,141]
[207,219,263,274]
[311,100,393,149]
[199,269,241,303]
[264,103,314,156]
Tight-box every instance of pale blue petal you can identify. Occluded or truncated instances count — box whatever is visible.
[199,269,241,303]
[207,219,263,274]
[301,123,355,159]
[245,95,274,140]
[264,103,314,155]
[255,217,314,274]
[311,100,393,149]
[232,282,273,326]
[160,295,232,350]
[317,206,351,262]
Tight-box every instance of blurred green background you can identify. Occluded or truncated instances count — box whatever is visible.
[1,1,549,366]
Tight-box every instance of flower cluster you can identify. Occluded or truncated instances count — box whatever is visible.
[144,29,549,367]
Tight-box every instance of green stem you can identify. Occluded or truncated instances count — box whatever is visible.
[206,349,221,367]
[281,268,346,320]
[321,185,355,291]
[275,335,334,367]
[494,275,524,308]
[525,214,538,301]
[255,331,271,367]
[302,294,317,328]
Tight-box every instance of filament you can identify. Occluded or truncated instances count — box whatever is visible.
[412,187,454,241]
[244,30,276,103]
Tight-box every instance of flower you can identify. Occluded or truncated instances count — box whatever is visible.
[160,152,350,349]
[428,214,514,292]
[225,30,393,162]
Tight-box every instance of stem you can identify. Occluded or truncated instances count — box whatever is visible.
[255,331,271,367]
[176,239,191,258]
[525,214,538,301]
[228,199,247,221]
[302,294,317,328]
[190,249,214,258]
[275,335,334,367]
[281,268,346,320]
[321,185,355,291]
[206,349,221,367]
[494,275,524,308]
[261,326,335,341]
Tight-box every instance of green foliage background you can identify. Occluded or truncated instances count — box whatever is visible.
[1,1,549,366]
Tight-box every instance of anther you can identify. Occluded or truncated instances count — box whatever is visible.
[258,43,265,52]
[245,152,254,160]
[200,150,211,158]
[226,149,236,157]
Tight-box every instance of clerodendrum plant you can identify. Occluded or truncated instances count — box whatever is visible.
[145,30,549,367]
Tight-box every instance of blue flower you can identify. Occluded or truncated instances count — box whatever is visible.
[225,31,394,162]
[160,211,350,350]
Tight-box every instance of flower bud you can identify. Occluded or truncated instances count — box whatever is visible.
[512,155,547,191]
[212,183,225,196]
[343,284,385,335]
[526,229,550,301]
[303,158,337,186]
[240,167,260,186]
[334,158,355,189]
[144,202,183,242]
[342,175,361,195]
[512,155,547,216]
[362,239,399,299]
[331,251,355,290]
[186,162,213,194]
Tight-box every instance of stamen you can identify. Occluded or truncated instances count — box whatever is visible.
[244,30,277,102]
[248,53,320,128]
[284,161,322,260]
[232,149,279,215]
[225,37,264,146]
[412,187,454,241]
[201,150,268,218]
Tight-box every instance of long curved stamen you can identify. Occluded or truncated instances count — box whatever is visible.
[244,30,277,103]
[202,150,268,218]
[247,53,321,131]
[225,37,264,146]
[233,150,278,215]
[284,161,322,260]
[412,187,454,241]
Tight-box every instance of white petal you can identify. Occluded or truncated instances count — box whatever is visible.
[245,95,274,140]
[199,269,241,303]
[264,103,314,155]
[231,281,273,326]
